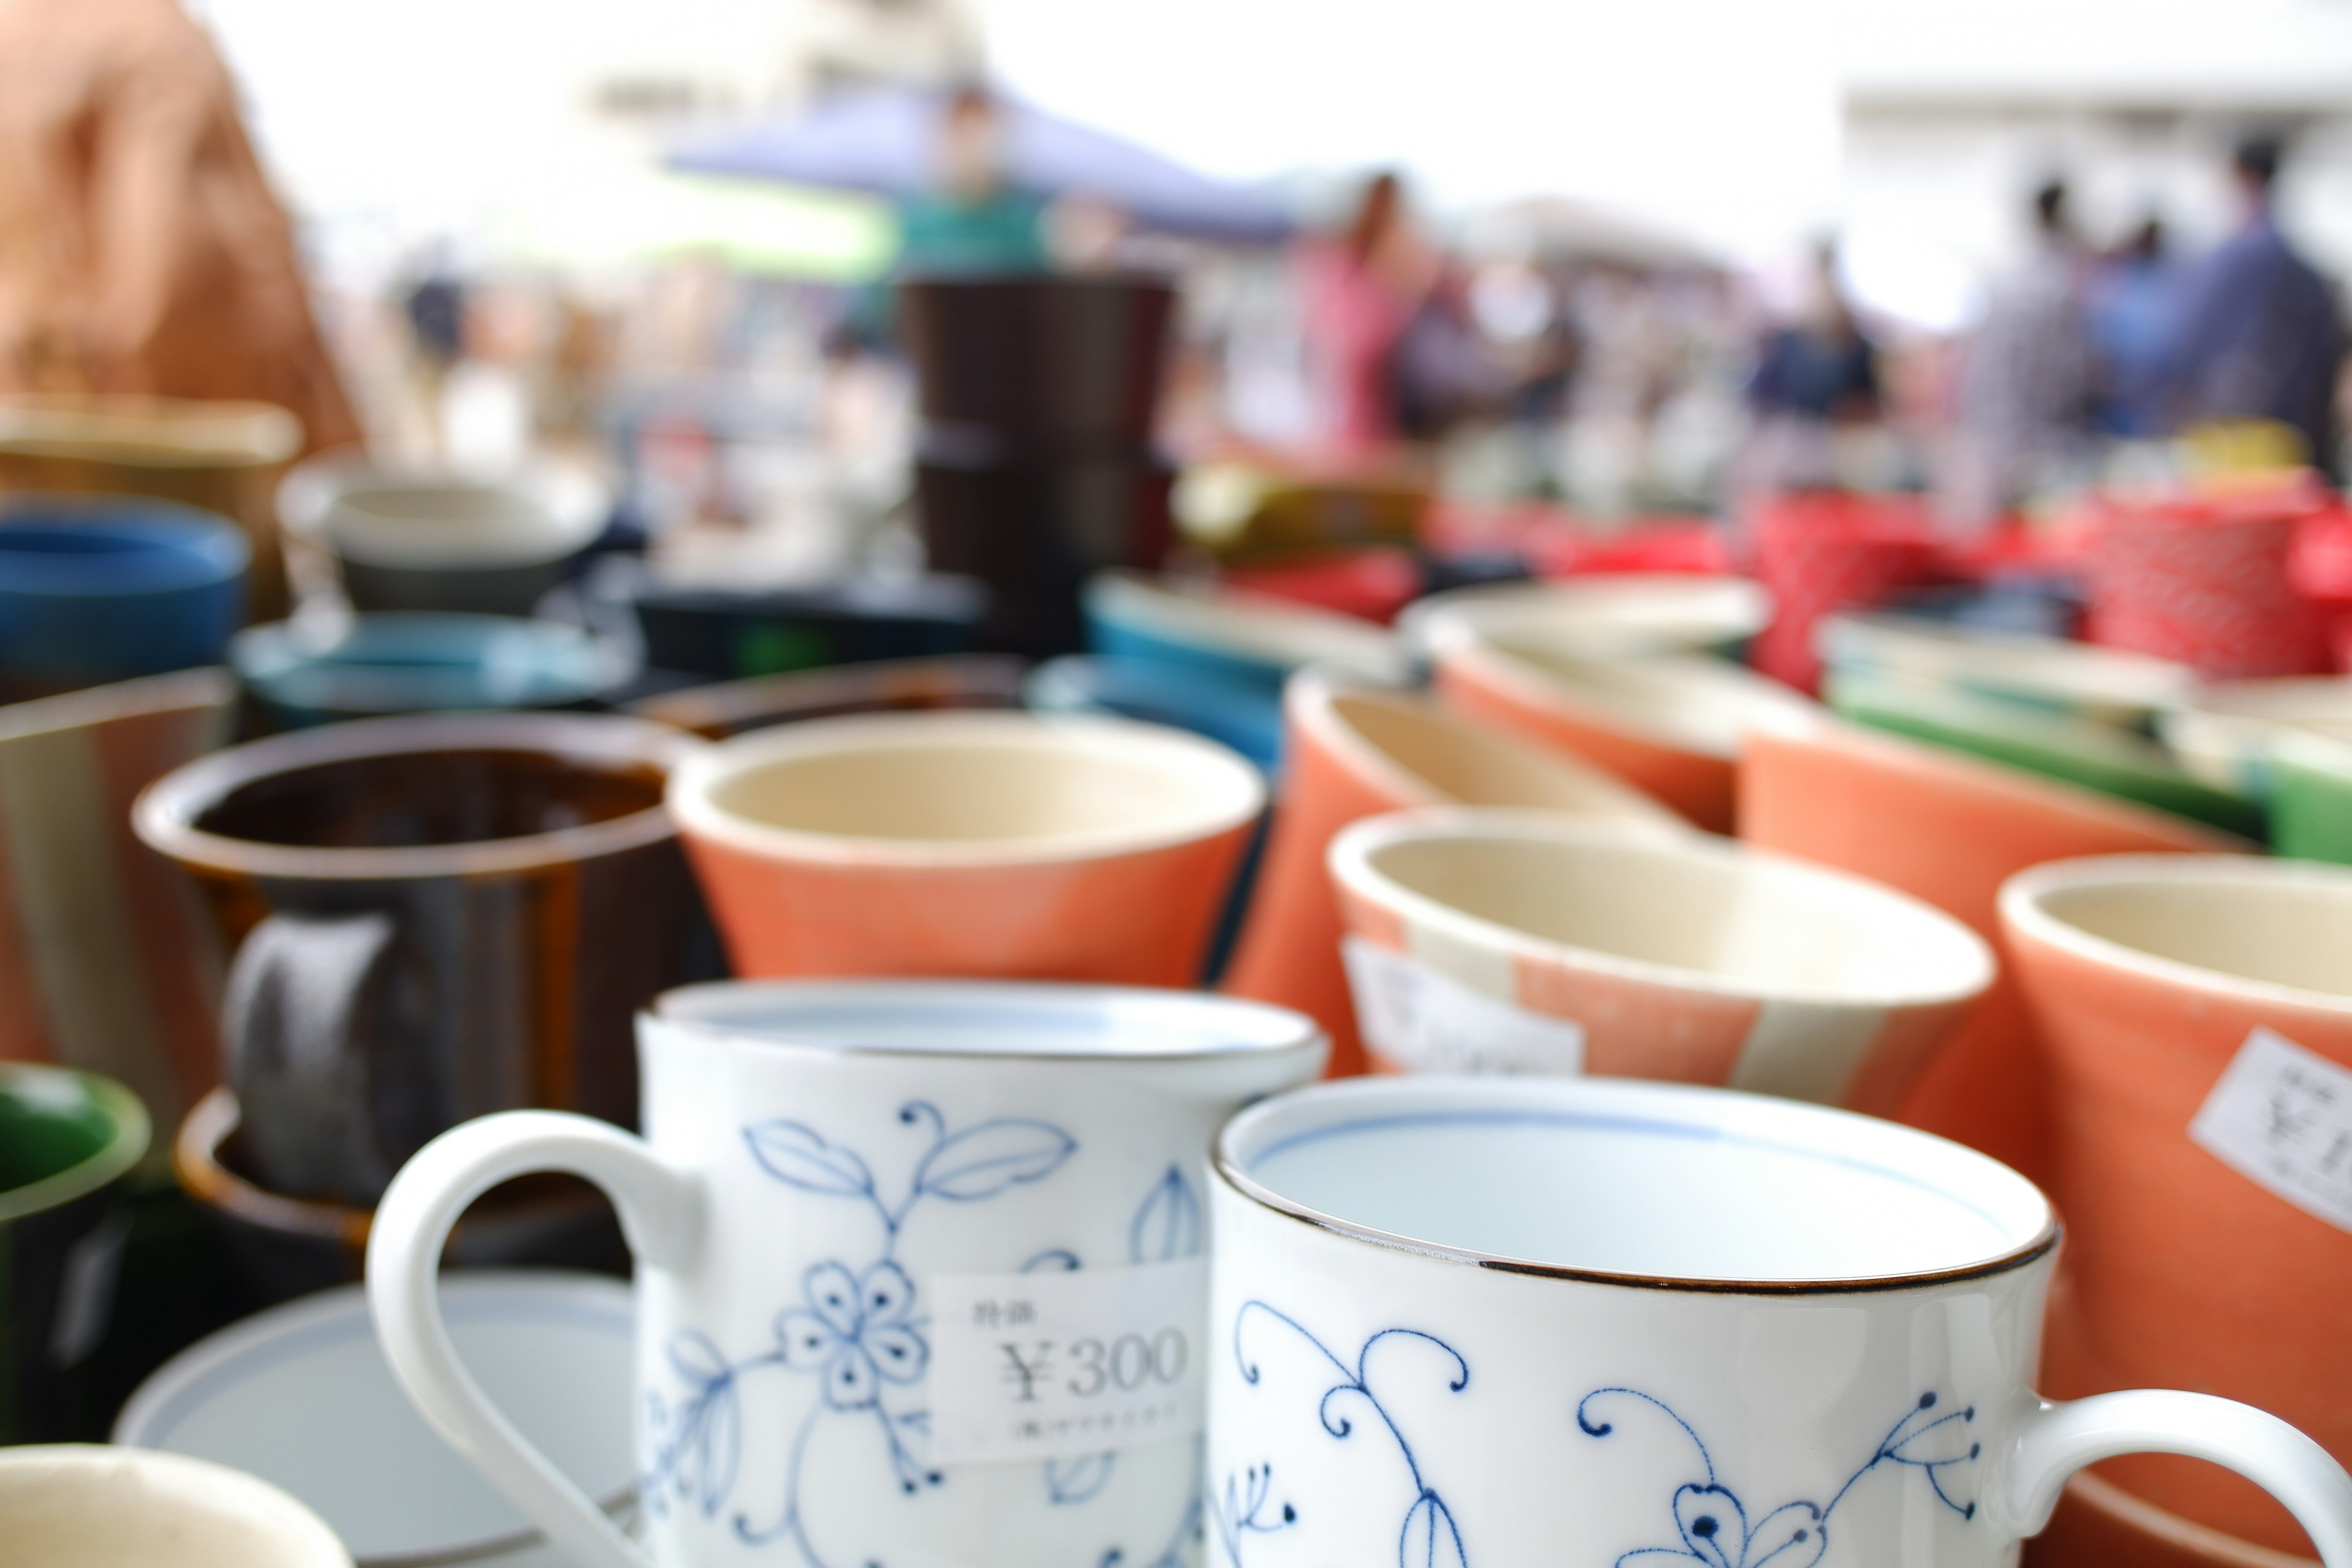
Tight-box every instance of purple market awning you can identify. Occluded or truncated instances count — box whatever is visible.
[669,86,1295,244]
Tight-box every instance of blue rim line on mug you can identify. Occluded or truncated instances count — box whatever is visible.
[1214,1077,2060,1297]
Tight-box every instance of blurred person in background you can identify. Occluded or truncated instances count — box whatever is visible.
[1300,170,1438,453]
[1949,179,2094,526]
[0,0,358,452]
[1736,240,1880,496]
[894,84,1049,277]
[2155,135,2347,475]
[2087,216,2178,438]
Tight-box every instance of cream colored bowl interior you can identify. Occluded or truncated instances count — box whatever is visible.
[1485,641,1819,756]
[1326,690,1673,818]
[2034,875,2352,1000]
[1363,830,1983,1001]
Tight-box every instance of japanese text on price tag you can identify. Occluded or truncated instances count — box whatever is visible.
[926,1257,1207,1465]
[2190,1026,2352,1233]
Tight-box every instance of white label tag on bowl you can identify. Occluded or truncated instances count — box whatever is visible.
[1343,937,1585,1075]
[926,1257,1207,1466]
[2190,1025,2352,1233]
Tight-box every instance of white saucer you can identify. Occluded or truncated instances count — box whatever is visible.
[116,1271,635,1567]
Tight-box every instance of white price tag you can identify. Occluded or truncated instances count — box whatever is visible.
[926,1257,1206,1466]
[1343,937,1585,1075]
[2190,1026,2352,1233]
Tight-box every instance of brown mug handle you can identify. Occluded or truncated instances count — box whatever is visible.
[221,909,400,1204]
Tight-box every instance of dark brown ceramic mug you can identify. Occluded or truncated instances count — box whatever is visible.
[133,712,715,1205]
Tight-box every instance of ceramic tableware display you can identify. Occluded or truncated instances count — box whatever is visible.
[1817,611,2195,729]
[668,711,1264,985]
[1428,626,1822,831]
[2002,855,2352,1554]
[1207,1074,2352,1568]
[1826,669,2263,837]
[627,654,1027,739]
[1749,489,1942,692]
[1739,718,2245,1182]
[173,1088,626,1305]
[2082,492,2328,680]
[0,394,304,620]
[232,612,616,728]
[2158,677,2352,798]
[369,979,1328,1568]
[279,456,608,617]
[1329,807,1992,1106]
[0,1444,351,1567]
[134,712,711,1207]
[0,1063,148,1441]
[119,1273,635,1568]
[1025,654,1286,772]
[0,667,234,1125]
[1084,568,1406,692]
[0,501,247,699]
[1400,574,1772,663]
[1219,671,1687,1077]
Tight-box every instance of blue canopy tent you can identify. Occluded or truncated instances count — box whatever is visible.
[668,86,1294,246]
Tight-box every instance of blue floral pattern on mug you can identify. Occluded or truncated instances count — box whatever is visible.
[1576,1387,1981,1568]
[1213,1303,1471,1567]
[641,1099,1205,1568]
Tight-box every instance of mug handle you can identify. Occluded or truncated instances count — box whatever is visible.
[366,1110,702,1568]
[223,909,401,1203]
[2000,1390,2352,1565]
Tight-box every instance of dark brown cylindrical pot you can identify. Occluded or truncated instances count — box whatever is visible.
[900,273,1176,445]
[133,711,716,1207]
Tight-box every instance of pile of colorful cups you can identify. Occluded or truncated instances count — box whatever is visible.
[12,454,2352,1568]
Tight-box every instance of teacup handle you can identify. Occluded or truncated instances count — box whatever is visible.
[2000,1390,2352,1564]
[367,1110,701,1568]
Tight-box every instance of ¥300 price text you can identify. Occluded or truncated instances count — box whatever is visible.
[997,1330,1190,1402]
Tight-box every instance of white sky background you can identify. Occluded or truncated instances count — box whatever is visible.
[190,0,2352,290]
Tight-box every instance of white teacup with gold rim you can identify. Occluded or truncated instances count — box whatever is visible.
[1205,1075,2352,1568]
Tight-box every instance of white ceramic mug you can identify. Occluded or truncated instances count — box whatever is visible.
[1206,1075,2352,1568]
[369,981,1326,1568]
[0,1444,352,1567]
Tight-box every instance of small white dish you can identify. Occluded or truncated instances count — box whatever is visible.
[1404,573,1771,662]
[116,1272,634,1568]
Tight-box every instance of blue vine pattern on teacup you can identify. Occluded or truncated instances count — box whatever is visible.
[639,1100,1206,1568]
[1575,1386,1981,1568]
[1213,1303,1471,1567]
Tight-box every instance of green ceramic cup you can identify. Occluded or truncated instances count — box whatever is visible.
[0,1062,149,1441]
[2271,731,2352,865]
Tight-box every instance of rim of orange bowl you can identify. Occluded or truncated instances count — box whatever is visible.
[2000,852,2352,1015]
[1283,668,1686,826]
[665,709,1268,868]
[1329,805,1997,1010]
[1431,631,1824,761]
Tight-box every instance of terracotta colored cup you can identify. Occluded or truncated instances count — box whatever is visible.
[2001,854,2352,1553]
[2082,494,2328,679]
[1740,718,2245,1182]
[667,710,1264,984]
[1218,671,1687,1076]
[1431,628,1822,831]
[0,668,233,1128]
[1329,805,1992,1107]
[1750,491,1943,692]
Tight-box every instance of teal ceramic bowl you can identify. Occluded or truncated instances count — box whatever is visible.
[232,613,614,728]
[1826,669,2263,839]
[1082,569,1403,693]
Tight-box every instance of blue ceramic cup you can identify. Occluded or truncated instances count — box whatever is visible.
[232,612,614,728]
[0,499,248,696]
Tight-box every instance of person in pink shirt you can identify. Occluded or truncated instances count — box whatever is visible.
[1300,172,1437,453]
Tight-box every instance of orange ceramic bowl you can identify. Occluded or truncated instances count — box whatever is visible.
[1329,806,1993,1107]
[668,711,1264,986]
[1429,627,1820,832]
[1739,718,2247,1182]
[1218,671,1686,1076]
[2001,854,2352,1553]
